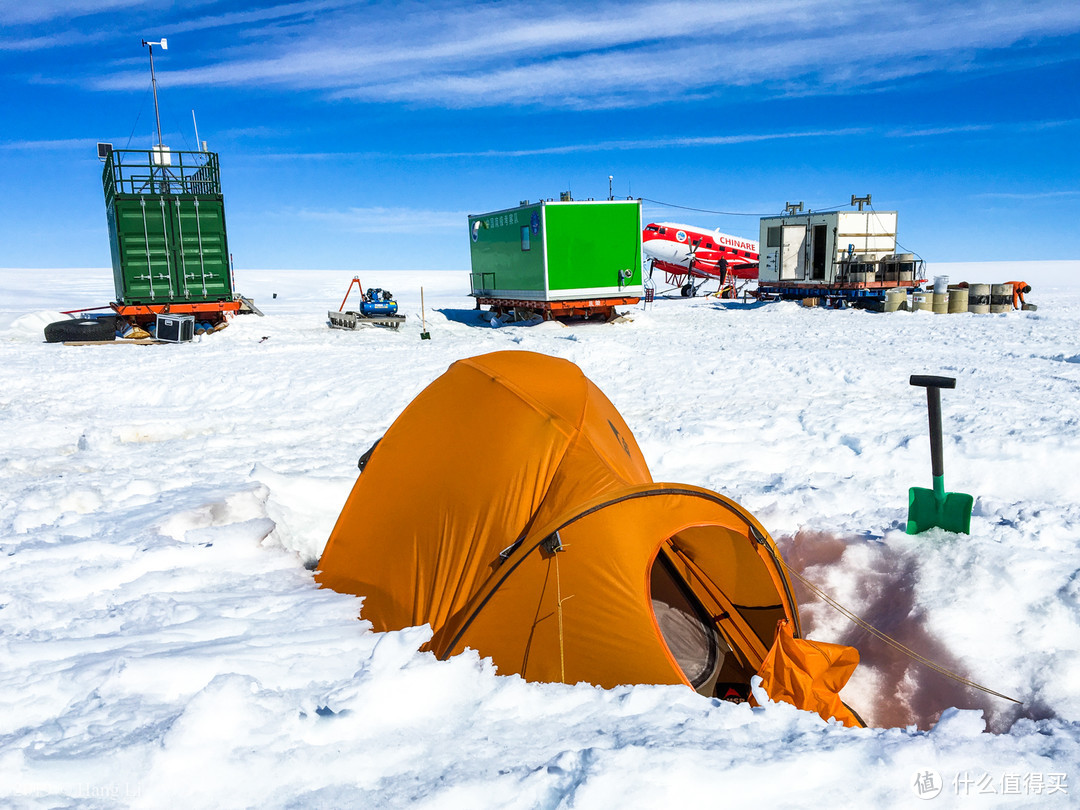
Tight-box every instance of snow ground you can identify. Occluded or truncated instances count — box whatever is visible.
[1,262,1079,808]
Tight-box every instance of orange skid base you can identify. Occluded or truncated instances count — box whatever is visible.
[477,296,640,321]
[112,300,241,325]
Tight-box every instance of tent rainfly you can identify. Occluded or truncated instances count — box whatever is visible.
[317,350,862,726]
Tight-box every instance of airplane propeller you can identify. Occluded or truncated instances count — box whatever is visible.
[687,237,701,270]
[682,238,704,297]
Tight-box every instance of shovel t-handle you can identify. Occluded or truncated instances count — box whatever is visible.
[910,375,956,390]
[910,375,955,495]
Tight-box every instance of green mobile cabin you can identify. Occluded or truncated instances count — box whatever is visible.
[468,199,643,318]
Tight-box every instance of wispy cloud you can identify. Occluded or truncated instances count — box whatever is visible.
[248,127,873,161]
[0,30,104,51]
[975,190,1080,200]
[0,0,323,50]
[11,1,1080,111]
[405,128,875,158]
[886,124,996,138]
[295,206,470,233]
[885,118,1080,139]
[0,0,153,26]
[0,137,102,150]
[154,0,352,36]
[255,118,1077,160]
[11,116,1073,159]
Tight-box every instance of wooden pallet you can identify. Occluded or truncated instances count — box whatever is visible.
[59,338,164,346]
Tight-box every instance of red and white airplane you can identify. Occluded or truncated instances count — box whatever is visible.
[642,222,759,295]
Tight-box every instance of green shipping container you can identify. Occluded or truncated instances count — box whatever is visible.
[468,200,643,302]
[103,149,234,305]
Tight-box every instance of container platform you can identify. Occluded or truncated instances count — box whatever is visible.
[475,295,640,321]
[756,277,926,306]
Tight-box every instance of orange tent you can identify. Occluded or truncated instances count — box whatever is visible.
[317,350,861,726]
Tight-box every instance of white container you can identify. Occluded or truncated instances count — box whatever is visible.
[933,275,949,294]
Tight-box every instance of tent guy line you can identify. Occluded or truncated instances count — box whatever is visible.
[778,560,1021,704]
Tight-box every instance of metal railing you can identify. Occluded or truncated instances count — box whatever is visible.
[103,148,221,198]
[470,272,496,293]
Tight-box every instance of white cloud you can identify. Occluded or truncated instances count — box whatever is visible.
[0,0,152,26]
[404,127,874,158]
[0,137,102,150]
[249,117,1079,161]
[16,0,1080,110]
[295,206,469,233]
[975,190,1080,200]
[886,125,996,138]
[155,0,353,36]
[9,117,1072,160]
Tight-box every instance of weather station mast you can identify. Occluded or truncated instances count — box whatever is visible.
[95,36,255,334]
[141,37,168,162]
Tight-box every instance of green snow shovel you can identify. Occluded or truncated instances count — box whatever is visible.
[907,375,973,535]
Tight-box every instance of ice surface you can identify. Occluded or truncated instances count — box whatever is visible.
[1,264,1078,807]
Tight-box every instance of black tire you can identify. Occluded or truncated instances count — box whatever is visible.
[44,318,116,343]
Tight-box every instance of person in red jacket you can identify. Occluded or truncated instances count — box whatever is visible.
[1007,281,1031,309]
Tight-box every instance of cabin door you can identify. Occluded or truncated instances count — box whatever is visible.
[811,224,827,281]
[780,225,806,280]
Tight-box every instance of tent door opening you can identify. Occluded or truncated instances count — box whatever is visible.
[650,549,728,697]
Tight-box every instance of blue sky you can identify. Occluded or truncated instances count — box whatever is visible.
[2,0,1078,271]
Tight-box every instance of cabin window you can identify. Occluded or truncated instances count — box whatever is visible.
[520,226,530,251]
[767,226,781,248]
[705,242,714,249]
[659,227,667,234]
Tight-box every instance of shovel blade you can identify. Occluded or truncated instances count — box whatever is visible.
[907,486,974,535]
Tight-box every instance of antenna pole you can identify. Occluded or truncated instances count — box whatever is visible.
[192,110,201,152]
[142,40,165,150]
[149,45,163,149]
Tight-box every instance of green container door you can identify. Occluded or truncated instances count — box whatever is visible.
[174,197,230,301]
[544,202,641,294]
[109,195,231,303]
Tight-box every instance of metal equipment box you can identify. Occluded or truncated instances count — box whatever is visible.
[758,210,898,284]
[103,148,234,306]
[155,314,195,343]
[468,199,643,305]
